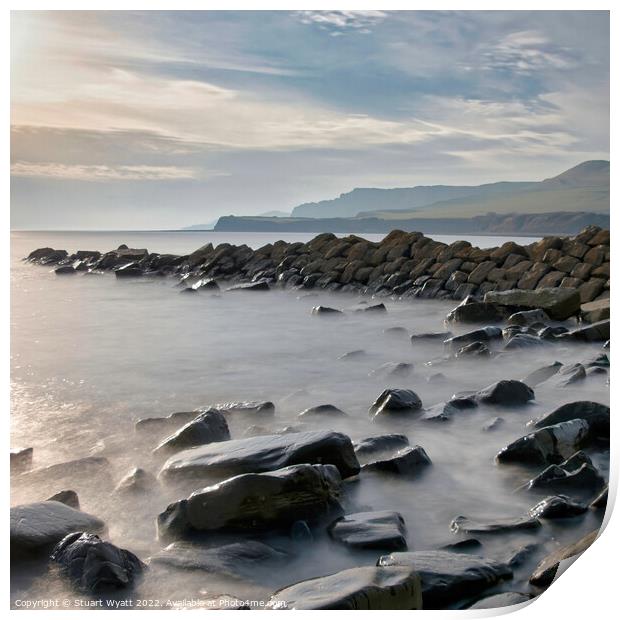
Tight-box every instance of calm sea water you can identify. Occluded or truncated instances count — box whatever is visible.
[10,230,607,608]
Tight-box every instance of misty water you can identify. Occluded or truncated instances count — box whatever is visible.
[10,231,608,609]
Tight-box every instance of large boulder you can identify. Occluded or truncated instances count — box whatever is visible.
[159,430,360,482]
[484,288,581,320]
[369,389,423,418]
[559,320,610,342]
[529,401,609,440]
[525,458,606,499]
[446,298,504,324]
[328,511,407,551]
[473,380,534,407]
[265,566,422,610]
[580,298,610,323]
[362,446,432,476]
[354,434,410,459]
[377,551,512,608]
[157,464,343,540]
[154,409,230,454]
[10,501,105,558]
[496,420,590,465]
[51,532,145,592]
[528,495,588,519]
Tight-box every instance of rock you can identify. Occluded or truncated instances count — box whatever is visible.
[450,515,540,534]
[579,278,606,303]
[590,486,608,510]
[298,404,347,419]
[10,501,105,558]
[384,327,408,337]
[54,265,76,275]
[10,447,33,473]
[482,417,504,431]
[356,302,387,313]
[135,410,197,432]
[157,464,343,540]
[149,540,288,582]
[581,298,609,323]
[377,550,512,608]
[560,319,610,342]
[468,592,532,609]
[522,361,563,387]
[545,363,586,387]
[154,409,230,454]
[338,349,366,361]
[51,532,144,592]
[444,327,502,351]
[455,341,490,358]
[362,446,431,476]
[191,278,220,291]
[368,362,414,379]
[47,490,80,509]
[265,565,422,610]
[369,388,423,418]
[26,247,68,264]
[421,397,477,422]
[410,331,452,343]
[529,530,598,587]
[114,467,157,494]
[18,456,111,488]
[446,299,503,324]
[528,495,588,519]
[354,434,410,459]
[227,281,270,291]
[440,538,483,552]
[529,401,609,440]
[159,430,360,482]
[484,288,581,320]
[496,420,590,465]
[328,511,407,551]
[311,306,343,316]
[468,261,497,285]
[114,264,144,278]
[507,309,550,326]
[504,333,545,350]
[213,400,275,417]
[525,461,605,498]
[473,379,534,407]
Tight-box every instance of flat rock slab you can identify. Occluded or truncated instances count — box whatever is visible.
[11,501,105,557]
[377,551,512,608]
[484,288,581,320]
[450,515,540,534]
[266,566,422,610]
[157,464,343,540]
[160,430,360,482]
[328,511,407,551]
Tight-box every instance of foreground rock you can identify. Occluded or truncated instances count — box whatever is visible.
[154,409,230,454]
[369,389,423,418]
[529,401,609,440]
[159,430,360,482]
[528,495,588,519]
[328,511,407,551]
[362,446,432,476]
[473,379,534,407]
[377,551,512,608]
[10,501,105,558]
[450,514,540,534]
[529,530,598,587]
[51,532,145,592]
[157,464,342,540]
[266,566,422,610]
[525,456,605,499]
[484,288,581,320]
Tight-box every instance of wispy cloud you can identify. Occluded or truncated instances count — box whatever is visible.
[297,10,386,34]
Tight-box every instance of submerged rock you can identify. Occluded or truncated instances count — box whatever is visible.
[227,281,270,292]
[159,430,360,482]
[590,486,608,510]
[369,389,423,418]
[353,434,410,459]
[450,514,540,534]
[473,379,534,407]
[467,592,532,609]
[47,490,80,509]
[311,306,343,316]
[369,362,414,379]
[157,464,343,540]
[10,501,105,558]
[328,511,407,551]
[266,566,422,610]
[10,447,33,473]
[18,456,111,488]
[338,349,366,361]
[411,331,452,343]
[114,467,158,495]
[507,309,550,327]
[421,397,477,422]
[362,446,431,476]
[528,495,588,519]
[135,410,197,433]
[444,327,502,352]
[522,361,563,387]
[154,409,230,454]
[377,550,512,608]
[298,404,347,419]
[51,532,145,592]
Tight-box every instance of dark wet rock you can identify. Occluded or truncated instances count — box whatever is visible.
[191,277,220,291]
[354,434,410,459]
[450,514,540,534]
[455,341,490,358]
[266,565,422,610]
[369,362,414,379]
[157,464,343,540]
[47,490,80,509]
[504,333,545,349]
[529,530,597,587]
[545,363,586,387]
[114,264,144,278]
[484,287,581,320]
[298,404,347,419]
[10,501,105,558]
[10,447,33,473]
[496,420,590,465]
[356,302,387,313]
[154,409,230,454]
[213,400,275,417]
[135,410,197,433]
[561,450,593,471]
[51,532,145,592]
[581,298,610,323]
[114,467,158,495]
[227,280,270,292]
[362,446,431,476]
[590,486,608,510]
[444,327,502,352]
[411,331,452,343]
[377,550,512,609]
[446,298,504,324]
[440,538,483,553]
[369,388,423,418]
[421,397,477,422]
[338,349,366,361]
[149,540,288,582]
[159,430,360,482]
[528,495,588,519]
[473,379,534,407]
[537,324,569,340]
[467,592,532,609]
[482,417,504,432]
[529,401,609,440]
[311,305,343,316]
[54,265,76,275]
[18,456,111,487]
[507,309,550,327]
[505,543,540,568]
[328,511,407,551]
[560,319,610,342]
[26,247,68,264]
[525,462,606,498]
[522,361,563,387]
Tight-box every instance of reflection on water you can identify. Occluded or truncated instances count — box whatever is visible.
[10,232,607,609]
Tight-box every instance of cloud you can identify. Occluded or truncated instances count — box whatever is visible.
[297,10,386,33]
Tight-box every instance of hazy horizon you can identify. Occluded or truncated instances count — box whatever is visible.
[11,10,610,230]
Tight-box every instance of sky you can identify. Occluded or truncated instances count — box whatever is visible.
[10,10,610,230]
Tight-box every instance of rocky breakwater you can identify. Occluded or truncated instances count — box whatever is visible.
[25,226,609,310]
